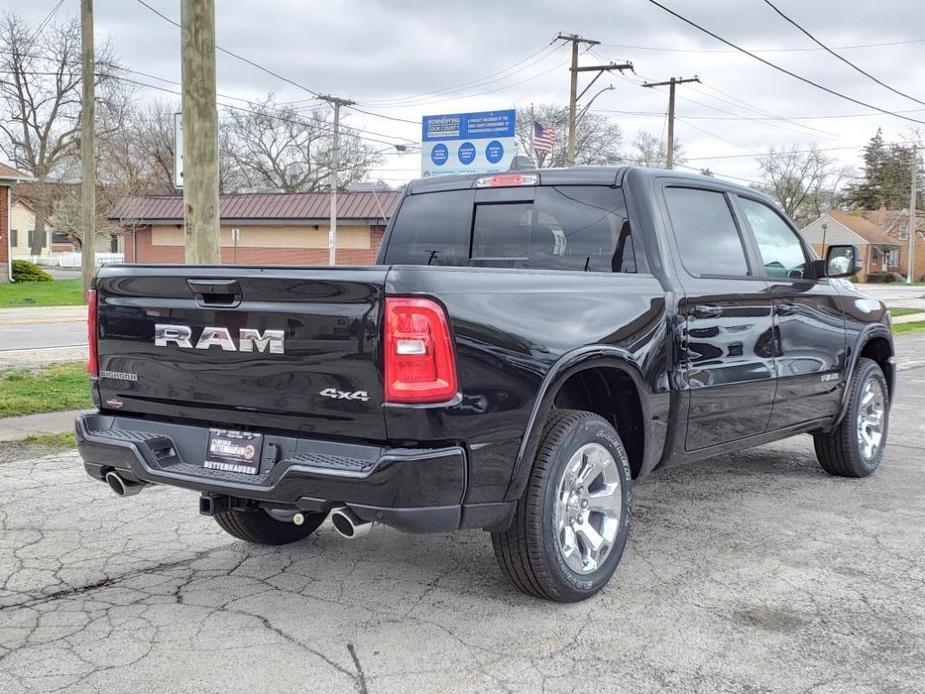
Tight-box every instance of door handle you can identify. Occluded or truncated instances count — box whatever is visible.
[691,305,723,319]
[775,303,797,316]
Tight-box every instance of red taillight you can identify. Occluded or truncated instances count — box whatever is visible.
[384,297,457,404]
[87,289,98,376]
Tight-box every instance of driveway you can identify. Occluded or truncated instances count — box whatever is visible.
[0,335,923,693]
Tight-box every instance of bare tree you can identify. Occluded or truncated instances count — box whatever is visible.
[223,96,381,193]
[515,104,623,168]
[0,11,119,254]
[625,131,685,169]
[756,144,848,225]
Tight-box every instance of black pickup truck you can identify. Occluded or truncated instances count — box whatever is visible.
[77,166,895,602]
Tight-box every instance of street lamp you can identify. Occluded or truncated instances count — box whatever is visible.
[577,85,615,125]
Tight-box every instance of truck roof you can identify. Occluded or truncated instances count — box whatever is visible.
[405,165,754,196]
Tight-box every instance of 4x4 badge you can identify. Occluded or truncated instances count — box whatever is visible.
[319,388,369,402]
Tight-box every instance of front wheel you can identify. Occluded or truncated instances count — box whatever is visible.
[813,357,890,478]
[214,508,326,545]
[491,409,632,602]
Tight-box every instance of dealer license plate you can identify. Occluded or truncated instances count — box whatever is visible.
[204,429,263,475]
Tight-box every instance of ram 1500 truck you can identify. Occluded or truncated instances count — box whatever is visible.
[76,166,895,602]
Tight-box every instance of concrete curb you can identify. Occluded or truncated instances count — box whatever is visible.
[0,409,91,443]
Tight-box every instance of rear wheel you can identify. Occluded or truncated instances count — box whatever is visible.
[214,508,326,545]
[813,357,889,478]
[491,409,632,602]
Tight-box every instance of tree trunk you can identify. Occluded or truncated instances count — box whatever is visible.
[29,177,48,256]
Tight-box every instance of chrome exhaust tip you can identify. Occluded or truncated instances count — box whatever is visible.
[104,471,145,497]
[330,506,373,539]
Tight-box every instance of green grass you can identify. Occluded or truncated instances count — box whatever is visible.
[888,307,925,317]
[0,279,85,308]
[893,321,925,335]
[25,432,76,448]
[0,363,92,417]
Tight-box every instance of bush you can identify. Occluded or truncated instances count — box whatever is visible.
[11,259,53,282]
[866,271,897,284]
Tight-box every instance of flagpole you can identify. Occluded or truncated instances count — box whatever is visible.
[530,103,536,165]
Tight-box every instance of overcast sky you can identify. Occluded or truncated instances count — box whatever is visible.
[10,0,925,186]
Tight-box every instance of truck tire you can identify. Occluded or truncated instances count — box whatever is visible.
[491,409,632,602]
[214,508,325,545]
[813,357,889,478]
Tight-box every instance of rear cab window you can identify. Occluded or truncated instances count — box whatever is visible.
[382,185,642,273]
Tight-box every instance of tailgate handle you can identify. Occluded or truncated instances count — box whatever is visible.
[187,279,242,307]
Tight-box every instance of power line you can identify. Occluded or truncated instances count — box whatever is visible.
[644,0,925,126]
[28,0,65,45]
[357,39,560,107]
[761,0,925,108]
[599,36,925,54]
[135,0,324,101]
[106,73,414,149]
[109,66,417,144]
[134,0,422,128]
[592,107,925,121]
[595,49,838,139]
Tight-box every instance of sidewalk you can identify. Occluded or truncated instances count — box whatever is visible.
[892,312,925,324]
[0,305,86,325]
[0,409,89,443]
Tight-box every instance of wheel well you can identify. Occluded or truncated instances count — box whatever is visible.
[860,336,894,397]
[552,366,645,478]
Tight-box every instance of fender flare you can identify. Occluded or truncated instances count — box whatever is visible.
[831,323,894,430]
[503,345,650,502]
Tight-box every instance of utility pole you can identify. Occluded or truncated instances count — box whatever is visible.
[907,148,918,284]
[557,34,633,167]
[181,0,221,264]
[79,0,95,295]
[320,95,355,266]
[642,76,700,169]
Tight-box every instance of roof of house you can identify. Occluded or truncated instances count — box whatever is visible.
[825,210,898,246]
[0,163,33,182]
[108,191,402,224]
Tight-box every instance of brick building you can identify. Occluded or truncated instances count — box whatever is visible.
[109,191,402,265]
[0,164,35,282]
[800,210,902,281]
[863,208,925,283]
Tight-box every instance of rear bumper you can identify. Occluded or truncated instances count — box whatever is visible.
[76,413,513,533]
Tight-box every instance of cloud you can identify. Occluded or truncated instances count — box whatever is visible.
[10,0,925,184]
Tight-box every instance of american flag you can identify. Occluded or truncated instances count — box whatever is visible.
[533,123,557,153]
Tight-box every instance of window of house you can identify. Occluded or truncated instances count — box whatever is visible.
[10,229,17,247]
[26,230,48,248]
[664,187,750,277]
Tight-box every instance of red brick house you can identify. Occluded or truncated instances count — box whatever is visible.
[0,163,35,282]
[108,191,402,265]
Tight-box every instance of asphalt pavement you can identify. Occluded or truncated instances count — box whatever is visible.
[0,333,923,693]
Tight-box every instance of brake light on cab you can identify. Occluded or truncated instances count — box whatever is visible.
[87,289,99,376]
[474,173,538,188]
[384,297,458,403]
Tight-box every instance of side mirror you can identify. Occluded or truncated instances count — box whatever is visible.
[822,244,862,278]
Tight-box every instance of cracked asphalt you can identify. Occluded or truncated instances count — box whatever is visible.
[1,334,924,694]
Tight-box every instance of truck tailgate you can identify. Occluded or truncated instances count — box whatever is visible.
[94,265,388,439]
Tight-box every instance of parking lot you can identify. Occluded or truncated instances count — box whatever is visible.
[0,334,923,694]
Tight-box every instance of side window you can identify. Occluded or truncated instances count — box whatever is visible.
[738,197,808,279]
[664,187,749,277]
[10,229,16,247]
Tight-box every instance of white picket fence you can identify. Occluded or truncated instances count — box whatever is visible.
[25,252,124,268]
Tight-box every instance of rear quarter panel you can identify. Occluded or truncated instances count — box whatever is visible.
[384,266,670,503]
